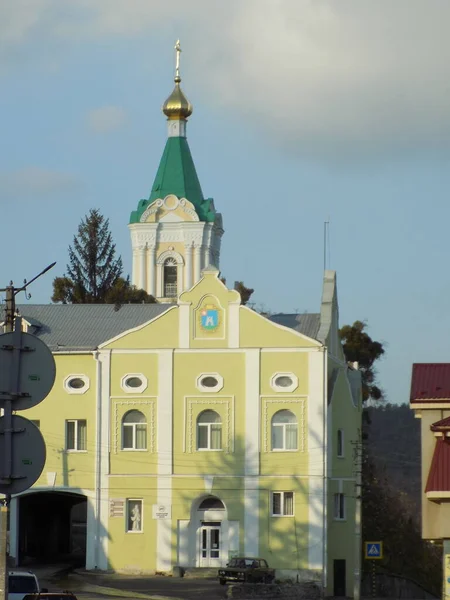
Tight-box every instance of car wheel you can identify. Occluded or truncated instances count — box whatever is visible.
[219,579,226,586]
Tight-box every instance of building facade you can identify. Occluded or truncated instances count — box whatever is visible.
[410,364,450,597]
[5,49,362,597]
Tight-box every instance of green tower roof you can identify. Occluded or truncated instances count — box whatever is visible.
[130,135,216,224]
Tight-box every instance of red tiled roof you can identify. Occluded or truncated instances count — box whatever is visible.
[425,438,450,492]
[410,363,450,402]
[431,416,450,431]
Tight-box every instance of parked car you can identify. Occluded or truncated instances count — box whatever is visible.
[8,571,43,600]
[218,557,275,585]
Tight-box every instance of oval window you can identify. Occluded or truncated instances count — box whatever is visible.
[201,376,219,388]
[125,376,143,388]
[274,375,293,388]
[68,377,85,390]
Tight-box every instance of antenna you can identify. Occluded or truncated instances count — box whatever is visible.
[323,218,331,271]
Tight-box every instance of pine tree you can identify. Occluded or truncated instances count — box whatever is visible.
[52,209,125,304]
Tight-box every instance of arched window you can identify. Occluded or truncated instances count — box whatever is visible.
[164,257,178,297]
[271,409,298,451]
[197,410,222,450]
[198,496,225,510]
[122,410,147,450]
[337,429,344,457]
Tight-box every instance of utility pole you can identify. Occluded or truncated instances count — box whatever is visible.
[0,262,56,600]
[352,434,363,600]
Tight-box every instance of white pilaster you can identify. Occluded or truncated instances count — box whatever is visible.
[308,349,327,574]
[147,246,156,297]
[132,249,139,287]
[179,304,190,348]
[244,349,260,556]
[203,245,210,267]
[139,246,146,291]
[93,349,111,570]
[194,245,202,283]
[157,350,173,571]
[185,245,193,290]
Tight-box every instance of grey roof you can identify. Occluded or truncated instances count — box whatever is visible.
[269,313,321,340]
[15,304,172,351]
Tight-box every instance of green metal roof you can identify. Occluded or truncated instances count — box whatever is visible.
[130,136,216,224]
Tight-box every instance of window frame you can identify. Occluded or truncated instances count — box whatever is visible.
[126,498,143,533]
[196,410,223,451]
[163,257,178,298]
[271,491,295,517]
[196,372,224,393]
[270,372,299,393]
[271,409,298,452]
[65,419,87,452]
[337,428,344,458]
[64,374,90,395]
[122,410,147,451]
[120,373,148,394]
[334,493,346,520]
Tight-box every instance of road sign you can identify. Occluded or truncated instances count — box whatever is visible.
[365,541,383,559]
[0,415,46,495]
[0,331,56,410]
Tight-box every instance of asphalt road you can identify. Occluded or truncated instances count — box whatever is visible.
[44,573,226,600]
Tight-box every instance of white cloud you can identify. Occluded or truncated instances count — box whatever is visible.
[0,167,80,198]
[86,106,128,134]
[2,0,450,155]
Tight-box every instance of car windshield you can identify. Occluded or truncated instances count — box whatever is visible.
[229,559,260,568]
[8,576,38,593]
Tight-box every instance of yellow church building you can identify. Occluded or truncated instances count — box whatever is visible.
[7,47,362,598]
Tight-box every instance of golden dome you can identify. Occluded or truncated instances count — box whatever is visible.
[162,75,193,120]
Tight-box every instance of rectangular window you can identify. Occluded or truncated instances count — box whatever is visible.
[66,419,87,451]
[334,493,345,520]
[271,492,294,516]
[337,429,344,457]
[126,499,143,532]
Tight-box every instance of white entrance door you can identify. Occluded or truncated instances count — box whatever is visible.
[200,524,221,567]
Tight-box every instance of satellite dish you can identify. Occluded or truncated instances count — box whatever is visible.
[0,416,46,495]
[0,331,56,410]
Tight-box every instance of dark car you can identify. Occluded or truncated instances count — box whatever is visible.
[218,557,275,585]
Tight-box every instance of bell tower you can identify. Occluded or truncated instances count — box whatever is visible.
[129,41,224,301]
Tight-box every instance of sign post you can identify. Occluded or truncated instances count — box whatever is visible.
[364,541,383,598]
[0,263,56,600]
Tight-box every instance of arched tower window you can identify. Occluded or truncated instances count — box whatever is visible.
[164,257,178,297]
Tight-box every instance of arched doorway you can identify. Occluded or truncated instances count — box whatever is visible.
[16,492,87,566]
[188,495,229,568]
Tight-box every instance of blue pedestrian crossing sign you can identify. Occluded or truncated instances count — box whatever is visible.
[365,541,383,559]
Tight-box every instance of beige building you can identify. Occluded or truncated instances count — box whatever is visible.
[410,363,450,597]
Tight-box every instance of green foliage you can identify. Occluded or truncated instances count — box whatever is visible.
[234,281,254,306]
[362,450,441,596]
[52,209,152,305]
[220,278,254,306]
[339,320,385,402]
[105,277,156,306]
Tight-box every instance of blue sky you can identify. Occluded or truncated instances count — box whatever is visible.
[2,1,450,406]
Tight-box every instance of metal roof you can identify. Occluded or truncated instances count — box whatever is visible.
[410,363,450,402]
[15,304,172,351]
[269,313,321,340]
[431,416,450,431]
[425,438,450,493]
